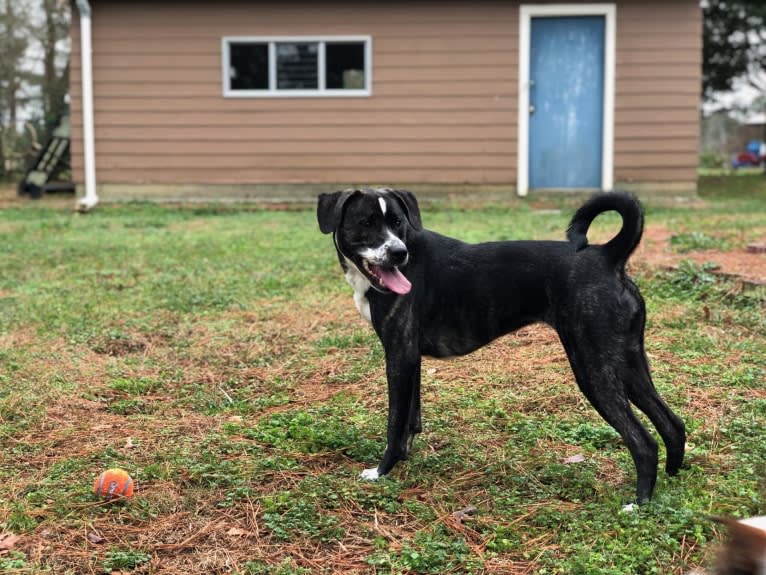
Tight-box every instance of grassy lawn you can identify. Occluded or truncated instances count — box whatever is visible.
[0,179,764,574]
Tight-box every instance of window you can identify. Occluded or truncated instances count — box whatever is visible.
[223,36,372,97]
[229,43,268,91]
[276,43,318,90]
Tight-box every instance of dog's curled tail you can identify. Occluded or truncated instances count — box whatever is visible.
[566,191,644,269]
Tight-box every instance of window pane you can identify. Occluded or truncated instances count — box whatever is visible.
[325,42,366,89]
[229,43,269,90]
[276,42,318,90]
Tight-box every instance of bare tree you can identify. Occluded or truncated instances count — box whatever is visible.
[35,0,70,132]
[0,0,32,178]
[0,0,70,180]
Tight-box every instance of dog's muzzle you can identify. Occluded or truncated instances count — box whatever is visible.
[387,245,408,267]
[360,242,411,295]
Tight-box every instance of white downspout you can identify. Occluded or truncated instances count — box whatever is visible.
[74,0,98,210]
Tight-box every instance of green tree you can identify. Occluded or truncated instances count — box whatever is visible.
[703,0,766,173]
[703,0,766,98]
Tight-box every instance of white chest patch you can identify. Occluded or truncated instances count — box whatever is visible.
[343,256,372,323]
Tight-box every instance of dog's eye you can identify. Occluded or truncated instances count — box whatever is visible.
[393,217,402,227]
[360,217,373,227]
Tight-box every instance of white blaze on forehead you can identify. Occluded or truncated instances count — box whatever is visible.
[378,197,387,215]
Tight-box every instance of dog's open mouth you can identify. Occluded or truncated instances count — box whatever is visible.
[363,261,412,295]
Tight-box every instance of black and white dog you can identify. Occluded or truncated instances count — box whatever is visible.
[317,188,685,503]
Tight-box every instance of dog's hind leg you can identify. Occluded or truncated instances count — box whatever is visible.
[560,337,660,503]
[620,286,685,477]
[624,347,686,477]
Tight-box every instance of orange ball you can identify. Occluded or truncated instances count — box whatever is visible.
[93,468,135,499]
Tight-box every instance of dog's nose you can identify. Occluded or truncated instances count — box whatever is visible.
[388,244,408,265]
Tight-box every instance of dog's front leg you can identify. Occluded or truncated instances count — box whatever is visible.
[407,366,422,454]
[361,345,421,480]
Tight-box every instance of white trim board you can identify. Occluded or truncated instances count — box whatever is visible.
[516,4,616,196]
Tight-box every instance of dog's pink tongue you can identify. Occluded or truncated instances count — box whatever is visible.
[379,268,411,295]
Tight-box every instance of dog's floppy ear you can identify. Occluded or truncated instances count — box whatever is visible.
[390,189,422,231]
[317,190,356,234]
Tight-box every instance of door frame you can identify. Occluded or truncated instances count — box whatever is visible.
[517,3,616,196]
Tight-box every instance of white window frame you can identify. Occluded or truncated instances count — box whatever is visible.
[222,35,372,98]
[517,4,616,195]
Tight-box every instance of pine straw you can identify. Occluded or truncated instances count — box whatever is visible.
[14,495,554,574]
[3,225,764,572]
[4,321,616,573]
[3,295,594,573]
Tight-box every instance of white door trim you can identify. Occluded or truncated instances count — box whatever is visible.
[517,3,616,196]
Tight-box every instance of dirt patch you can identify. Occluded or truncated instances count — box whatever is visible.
[0,185,75,209]
[92,335,148,356]
[635,224,766,285]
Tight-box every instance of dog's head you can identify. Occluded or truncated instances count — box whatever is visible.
[317,188,422,295]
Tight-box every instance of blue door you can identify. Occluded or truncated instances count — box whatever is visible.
[529,16,605,189]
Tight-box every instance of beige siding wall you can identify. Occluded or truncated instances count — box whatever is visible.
[70,0,701,193]
[614,0,701,186]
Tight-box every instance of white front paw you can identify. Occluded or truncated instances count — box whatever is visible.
[360,467,380,481]
[620,503,638,513]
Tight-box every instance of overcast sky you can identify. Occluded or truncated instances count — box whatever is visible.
[705,75,765,121]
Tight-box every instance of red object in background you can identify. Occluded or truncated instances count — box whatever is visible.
[736,152,760,166]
